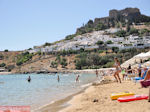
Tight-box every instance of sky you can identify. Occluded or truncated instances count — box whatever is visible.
[0,0,150,51]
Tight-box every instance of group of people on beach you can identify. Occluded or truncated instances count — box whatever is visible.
[116,58,150,83]
[95,58,150,84]
[113,58,150,83]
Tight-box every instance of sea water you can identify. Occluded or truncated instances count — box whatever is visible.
[0,73,98,110]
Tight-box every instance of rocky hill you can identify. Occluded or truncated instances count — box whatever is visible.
[0,7,150,74]
[76,8,150,35]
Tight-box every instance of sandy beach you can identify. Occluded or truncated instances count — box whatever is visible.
[60,76,150,112]
[0,72,12,75]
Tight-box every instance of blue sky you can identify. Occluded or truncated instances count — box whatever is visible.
[0,0,150,51]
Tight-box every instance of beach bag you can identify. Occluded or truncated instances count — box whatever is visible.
[140,80,150,88]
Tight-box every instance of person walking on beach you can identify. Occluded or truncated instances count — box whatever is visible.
[113,57,122,83]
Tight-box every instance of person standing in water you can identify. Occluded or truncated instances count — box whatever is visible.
[76,74,80,82]
[95,69,98,77]
[27,76,31,82]
[57,74,60,82]
[113,58,122,83]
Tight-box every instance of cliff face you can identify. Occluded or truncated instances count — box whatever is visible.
[76,8,150,34]
[109,8,141,19]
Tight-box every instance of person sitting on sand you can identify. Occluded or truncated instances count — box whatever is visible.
[113,57,122,83]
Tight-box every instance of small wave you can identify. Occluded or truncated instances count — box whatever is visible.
[32,100,56,112]
[62,74,69,77]
[81,83,92,88]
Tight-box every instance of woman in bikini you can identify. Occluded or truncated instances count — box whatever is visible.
[113,57,122,83]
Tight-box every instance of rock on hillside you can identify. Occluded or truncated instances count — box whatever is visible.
[76,7,150,34]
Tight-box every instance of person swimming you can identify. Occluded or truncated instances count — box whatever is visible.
[27,76,31,82]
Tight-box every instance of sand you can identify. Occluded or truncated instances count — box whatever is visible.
[61,77,150,112]
[0,72,12,75]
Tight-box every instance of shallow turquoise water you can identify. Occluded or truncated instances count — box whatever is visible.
[0,73,97,110]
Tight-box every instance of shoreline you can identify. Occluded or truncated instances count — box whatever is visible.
[34,75,111,112]
[34,86,88,112]
[0,72,12,75]
[11,67,115,75]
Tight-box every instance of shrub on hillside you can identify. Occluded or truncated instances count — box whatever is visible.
[112,47,119,53]
[16,52,33,66]
[65,34,76,40]
[43,42,52,47]
[103,61,114,68]
[0,55,4,60]
[106,40,113,44]
[51,61,58,68]
[4,49,9,52]
[115,30,126,37]
[95,22,107,31]
[129,28,139,35]
[0,63,6,67]
[60,58,67,68]
[96,40,104,45]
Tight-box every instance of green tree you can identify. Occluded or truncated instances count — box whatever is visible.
[95,22,106,31]
[60,58,67,68]
[96,41,104,46]
[96,40,104,49]
[51,61,58,68]
[106,40,113,44]
[65,34,76,40]
[4,49,9,52]
[56,55,61,63]
[129,28,139,35]
[112,47,119,53]
[0,63,6,67]
[43,42,52,47]
[115,30,126,37]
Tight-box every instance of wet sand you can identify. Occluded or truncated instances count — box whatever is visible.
[34,89,86,112]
